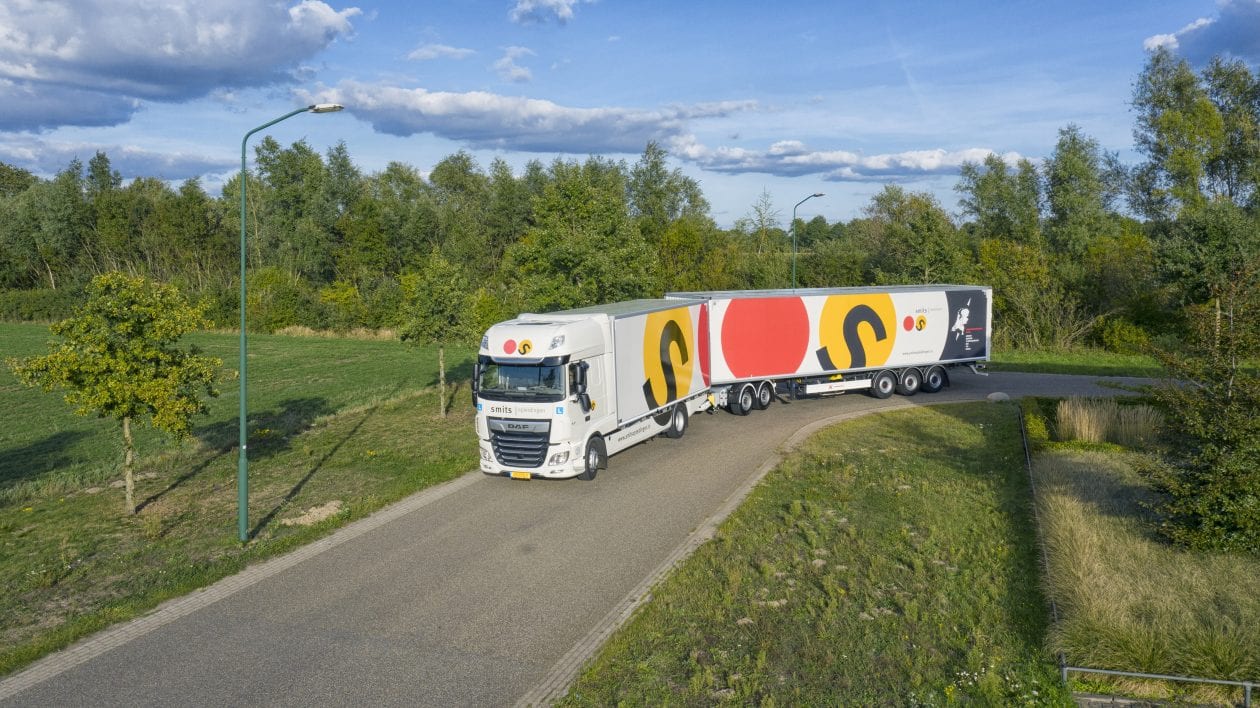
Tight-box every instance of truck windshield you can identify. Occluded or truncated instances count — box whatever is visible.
[478,362,565,403]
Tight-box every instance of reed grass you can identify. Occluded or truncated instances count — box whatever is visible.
[1035,449,1260,702]
[1055,397,1162,448]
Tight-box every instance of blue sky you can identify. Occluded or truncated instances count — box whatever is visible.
[2,0,1257,226]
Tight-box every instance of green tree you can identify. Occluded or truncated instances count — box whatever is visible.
[399,251,476,417]
[502,157,654,310]
[7,273,220,514]
[1130,48,1260,218]
[0,161,37,197]
[956,154,1042,243]
[1043,125,1122,258]
[860,185,968,284]
[628,141,709,245]
[1147,268,1260,553]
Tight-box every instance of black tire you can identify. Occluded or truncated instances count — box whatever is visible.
[729,384,755,416]
[870,370,896,399]
[922,366,948,393]
[578,435,606,481]
[664,404,688,439]
[897,368,922,396]
[754,381,774,410]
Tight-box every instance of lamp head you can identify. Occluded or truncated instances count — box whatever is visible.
[309,103,345,113]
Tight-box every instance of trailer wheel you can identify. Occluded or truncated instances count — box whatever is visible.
[754,381,774,410]
[729,384,755,416]
[578,435,606,481]
[922,366,948,393]
[897,368,922,396]
[870,370,896,399]
[664,404,688,439]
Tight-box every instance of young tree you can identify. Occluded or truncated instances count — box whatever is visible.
[399,251,476,418]
[7,273,220,514]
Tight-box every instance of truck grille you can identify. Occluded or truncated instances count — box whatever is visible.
[488,418,551,467]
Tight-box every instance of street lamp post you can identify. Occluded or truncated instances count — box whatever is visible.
[238,103,343,543]
[791,192,824,290]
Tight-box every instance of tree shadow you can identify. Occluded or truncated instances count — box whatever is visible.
[136,398,333,513]
[249,388,397,539]
[194,397,334,458]
[0,430,91,490]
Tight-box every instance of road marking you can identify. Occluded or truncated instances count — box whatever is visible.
[0,470,484,702]
[514,403,921,707]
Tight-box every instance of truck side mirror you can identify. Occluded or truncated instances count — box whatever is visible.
[471,361,482,405]
[571,361,589,395]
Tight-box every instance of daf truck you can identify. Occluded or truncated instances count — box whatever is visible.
[474,285,991,480]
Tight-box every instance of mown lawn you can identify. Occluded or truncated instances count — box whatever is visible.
[988,348,1161,378]
[0,322,478,675]
[560,403,1071,705]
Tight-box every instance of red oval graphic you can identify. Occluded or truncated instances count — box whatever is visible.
[720,297,809,378]
[903,316,915,332]
[504,339,517,354]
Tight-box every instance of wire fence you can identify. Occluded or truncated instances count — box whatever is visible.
[1015,406,1257,708]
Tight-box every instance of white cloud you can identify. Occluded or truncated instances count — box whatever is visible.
[0,0,360,131]
[671,136,1022,182]
[296,81,758,153]
[294,80,1000,181]
[408,43,475,61]
[0,135,235,179]
[509,0,592,24]
[1143,1,1260,62]
[493,46,535,83]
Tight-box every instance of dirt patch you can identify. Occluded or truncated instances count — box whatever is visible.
[279,500,345,527]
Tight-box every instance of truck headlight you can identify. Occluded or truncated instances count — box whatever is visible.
[480,447,492,461]
[548,450,570,466]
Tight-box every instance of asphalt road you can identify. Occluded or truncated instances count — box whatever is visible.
[0,372,1148,707]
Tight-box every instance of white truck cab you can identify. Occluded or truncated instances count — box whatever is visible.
[474,300,709,480]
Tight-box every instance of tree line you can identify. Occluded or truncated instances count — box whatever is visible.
[1,48,1257,355]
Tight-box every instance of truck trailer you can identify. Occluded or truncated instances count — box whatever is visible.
[473,285,991,480]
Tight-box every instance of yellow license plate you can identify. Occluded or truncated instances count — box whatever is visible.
[510,471,531,480]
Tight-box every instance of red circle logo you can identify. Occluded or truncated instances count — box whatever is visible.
[903,316,915,332]
[721,297,809,378]
[504,339,517,354]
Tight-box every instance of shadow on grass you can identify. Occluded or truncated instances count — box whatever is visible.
[248,388,398,539]
[135,398,334,513]
[0,430,91,491]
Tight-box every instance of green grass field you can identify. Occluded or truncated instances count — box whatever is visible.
[560,403,1071,705]
[0,322,477,675]
[988,348,1162,378]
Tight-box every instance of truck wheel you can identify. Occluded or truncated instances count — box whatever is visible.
[729,384,755,416]
[664,404,688,439]
[922,366,948,393]
[897,368,922,396]
[870,370,896,399]
[754,381,774,410]
[578,435,606,481]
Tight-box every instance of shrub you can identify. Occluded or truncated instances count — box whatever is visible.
[1148,285,1260,554]
[1097,318,1151,355]
[0,288,83,322]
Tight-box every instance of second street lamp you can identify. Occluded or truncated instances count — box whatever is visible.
[791,192,824,290]
[238,103,344,543]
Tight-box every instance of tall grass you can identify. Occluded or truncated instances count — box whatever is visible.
[1055,397,1162,448]
[1035,449,1260,700]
